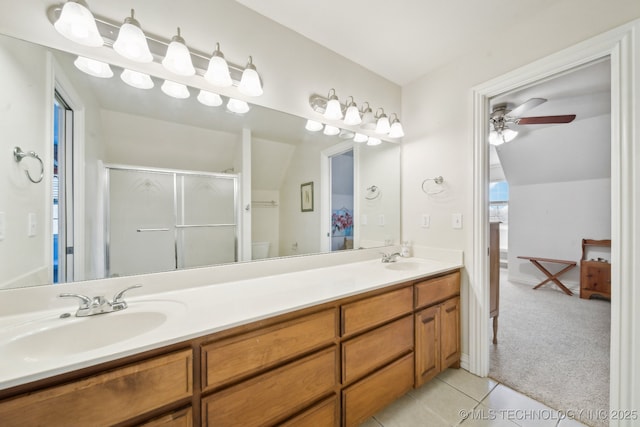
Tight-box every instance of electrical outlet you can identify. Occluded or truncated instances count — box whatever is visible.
[361,214,368,226]
[28,213,37,237]
[452,213,463,229]
[378,214,385,226]
[421,214,430,228]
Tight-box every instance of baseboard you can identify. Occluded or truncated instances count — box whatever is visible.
[460,352,470,371]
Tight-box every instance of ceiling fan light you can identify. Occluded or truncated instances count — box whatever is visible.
[227,98,250,114]
[502,128,518,143]
[120,68,154,89]
[204,43,233,87]
[74,56,113,78]
[367,137,382,146]
[323,125,340,136]
[113,9,153,63]
[323,89,343,120]
[54,1,103,47]
[343,97,361,125]
[488,130,503,145]
[162,28,195,76]
[197,90,223,107]
[305,120,323,132]
[161,80,190,99]
[353,133,368,143]
[238,56,263,97]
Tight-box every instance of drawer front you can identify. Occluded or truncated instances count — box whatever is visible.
[342,352,414,427]
[141,407,193,427]
[342,315,413,384]
[341,286,413,337]
[415,271,460,309]
[279,395,339,427]
[0,349,192,427]
[202,308,337,391]
[202,347,337,427]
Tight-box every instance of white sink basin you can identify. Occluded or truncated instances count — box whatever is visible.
[385,262,423,271]
[1,300,185,362]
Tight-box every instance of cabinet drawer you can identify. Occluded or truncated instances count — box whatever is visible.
[141,407,192,427]
[415,271,460,309]
[342,352,414,427]
[0,349,192,427]
[202,308,337,391]
[280,395,339,427]
[341,286,413,337]
[342,315,413,384]
[202,347,337,427]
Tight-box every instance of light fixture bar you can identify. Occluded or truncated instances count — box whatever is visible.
[46,5,248,85]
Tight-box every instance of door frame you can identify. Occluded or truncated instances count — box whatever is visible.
[469,20,639,417]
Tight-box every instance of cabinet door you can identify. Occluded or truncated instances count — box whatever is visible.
[415,305,440,387]
[440,297,461,369]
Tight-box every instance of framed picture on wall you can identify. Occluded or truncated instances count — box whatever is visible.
[301,181,314,212]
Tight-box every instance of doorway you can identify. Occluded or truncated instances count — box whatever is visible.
[330,149,355,251]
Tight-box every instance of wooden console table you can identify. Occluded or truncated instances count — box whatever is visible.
[517,256,577,296]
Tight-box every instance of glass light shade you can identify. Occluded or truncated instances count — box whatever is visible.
[324,98,343,120]
[113,11,152,63]
[489,127,518,145]
[120,69,154,89]
[161,80,190,99]
[227,98,250,114]
[502,127,518,142]
[238,57,263,97]
[375,114,391,134]
[388,121,405,138]
[344,103,362,126]
[353,133,369,143]
[305,120,323,132]
[73,56,113,78]
[367,137,382,146]
[197,90,223,107]
[54,1,103,47]
[360,106,376,130]
[323,125,340,136]
[204,44,232,87]
[162,29,195,76]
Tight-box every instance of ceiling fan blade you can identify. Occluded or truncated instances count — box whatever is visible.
[516,114,576,125]
[507,98,547,118]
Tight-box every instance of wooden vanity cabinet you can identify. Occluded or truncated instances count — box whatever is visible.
[414,272,461,387]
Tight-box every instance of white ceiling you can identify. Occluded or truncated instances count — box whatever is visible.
[235,0,559,85]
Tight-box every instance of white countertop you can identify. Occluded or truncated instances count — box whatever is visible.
[0,256,461,391]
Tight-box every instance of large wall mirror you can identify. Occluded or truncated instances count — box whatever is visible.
[0,32,400,290]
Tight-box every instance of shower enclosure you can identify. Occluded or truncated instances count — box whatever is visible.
[104,165,239,278]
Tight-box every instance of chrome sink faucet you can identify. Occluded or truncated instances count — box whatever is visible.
[59,285,142,317]
[381,252,401,263]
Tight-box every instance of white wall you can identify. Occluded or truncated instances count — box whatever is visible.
[401,1,640,357]
[508,178,611,290]
[251,189,280,258]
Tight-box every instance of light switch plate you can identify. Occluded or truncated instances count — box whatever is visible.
[28,212,37,237]
[361,214,368,226]
[378,214,385,226]
[452,213,463,229]
[421,214,430,228]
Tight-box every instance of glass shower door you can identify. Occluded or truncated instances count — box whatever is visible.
[107,169,176,277]
[177,174,237,268]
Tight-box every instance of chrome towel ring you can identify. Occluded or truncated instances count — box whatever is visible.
[13,146,44,184]
[365,185,381,200]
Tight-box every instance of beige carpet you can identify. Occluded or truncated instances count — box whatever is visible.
[489,269,610,427]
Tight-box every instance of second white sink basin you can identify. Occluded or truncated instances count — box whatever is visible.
[1,300,185,362]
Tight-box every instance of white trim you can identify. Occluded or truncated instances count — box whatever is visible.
[470,20,639,420]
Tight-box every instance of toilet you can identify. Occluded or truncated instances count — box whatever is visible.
[251,242,271,260]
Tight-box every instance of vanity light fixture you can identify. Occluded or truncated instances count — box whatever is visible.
[305,120,324,132]
[343,96,362,126]
[161,80,190,99]
[353,132,369,143]
[197,90,223,107]
[375,108,391,134]
[238,56,264,97]
[204,43,233,87]
[74,56,113,78]
[388,113,405,138]
[113,9,152,63]
[323,125,340,136]
[323,89,343,120]
[162,27,196,76]
[227,98,250,114]
[367,137,382,146]
[53,0,103,47]
[120,68,154,89]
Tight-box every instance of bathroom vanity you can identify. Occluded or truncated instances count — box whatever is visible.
[0,257,461,426]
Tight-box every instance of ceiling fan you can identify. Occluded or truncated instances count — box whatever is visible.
[489,98,576,145]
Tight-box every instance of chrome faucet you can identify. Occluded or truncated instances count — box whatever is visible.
[381,252,401,263]
[59,285,142,317]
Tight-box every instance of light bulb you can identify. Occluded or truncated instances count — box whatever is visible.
[113,9,152,63]
[305,120,323,132]
[197,90,223,107]
[162,28,195,76]
[161,80,190,99]
[227,98,250,114]
[343,97,361,126]
[120,69,154,89]
[323,125,340,136]
[73,56,113,78]
[53,1,103,47]
[323,89,343,120]
[375,109,391,134]
[204,43,232,87]
[238,56,263,97]
[388,115,405,138]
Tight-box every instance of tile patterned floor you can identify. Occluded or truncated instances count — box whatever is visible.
[360,368,589,427]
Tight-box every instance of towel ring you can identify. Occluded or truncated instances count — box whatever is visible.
[13,146,44,184]
[421,176,444,195]
[365,185,381,200]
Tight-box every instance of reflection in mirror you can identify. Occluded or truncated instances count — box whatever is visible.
[0,32,400,290]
